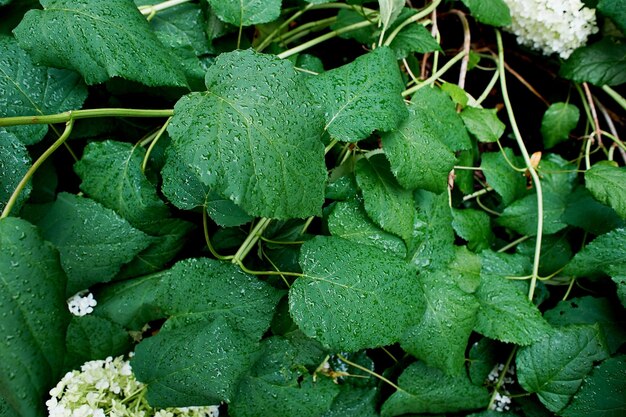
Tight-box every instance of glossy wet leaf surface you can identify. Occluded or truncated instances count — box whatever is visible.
[0,130,30,214]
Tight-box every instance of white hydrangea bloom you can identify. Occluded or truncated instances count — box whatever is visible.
[502,0,598,58]
[67,291,97,316]
[47,355,220,417]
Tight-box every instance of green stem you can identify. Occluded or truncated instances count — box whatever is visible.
[383,0,442,46]
[497,235,530,253]
[232,217,272,264]
[257,4,315,51]
[476,67,499,105]
[141,117,171,173]
[402,49,466,97]
[487,347,517,411]
[278,17,338,46]
[497,30,544,302]
[235,259,303,277]
[337,354,407,393]
[277,20,375,60]
[602,85,626,112]
[462,186,493,202]
[0,108,173,127]
[203,209,233,261]
[1,119,74,219]
[138,0,192,16]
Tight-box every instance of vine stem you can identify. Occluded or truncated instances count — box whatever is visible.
[487,346,517,411]
[138,0,192,16]
[496,29,544,301]
[256,4,315,52]
[336,354,407,393]
[582,82,604,149]
[1,118,74,219]
[402,50,466,97]
[383,0,442,46]
[277,20,374,59]
[602,85,626,112]
[0,108,173,127]
[232,217,272,264]
[448,9,470,91]
[141,117,171,172]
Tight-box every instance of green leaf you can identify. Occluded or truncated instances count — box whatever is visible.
[460,107,506,143]
[13,0,187,87]
[452,208,494,252]
[380,361,489,416]
[585,162,626,218]
[613,275,626,308]
[468,337,501,386]
[74,140,171,231]
[540,103,580,149]
[563,187,624,235]
[328,200,407,258]
[324,386,379,417]
[31,192,153,295]
[0,130,30,214]
[379,0,405,33]
[516,234,573,276]
[65,315,133,369]
[230,334,339,417]
[563,228,626,279]
[441,83,469,107]
[407,85,472,152]
[497,191,568,236]
[96,258,282,334]
[0,35,87,145]
[306,47,408,142]
[516,325,610,413]
[160,144,253,227]
[355,155,415,241]
[167,49,327,219]
[289,236,424,351]
[133,318,262,407]
[475,251,551,345]
[480,149,527,205]
[598,0,626,33]
[561,355,626,417]
[0,217,69,417]
[401,268,479,375]
[407,191,455,269]
[560,39,626,86]
[461,0,511,26]
[388,21,441,59]
[382,100,456,194]
[544,296,626,354]
[206,0,280,26]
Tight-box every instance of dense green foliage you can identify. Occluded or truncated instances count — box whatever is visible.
[1,0,625,416]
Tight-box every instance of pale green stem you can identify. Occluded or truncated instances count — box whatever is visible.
[1,119,74,219]
[277,16,338,46]
[203,209,233,261]
[0,108,173,127]
[584,135,592,170]
[277,20,375,59]
[487,347,517,411]
[337,354,407,393]
[257,4,315,52]
[383,0,442,46]
[141,117,171,173]
[497,29,544,302]
[462,186,493,202]
[235,259,303,277]
[497,235,530,253]
[139,0,192,16]
[402,50,466,97]
[476,68,499,105]
[232,217,272,264]
[602,85,626,112]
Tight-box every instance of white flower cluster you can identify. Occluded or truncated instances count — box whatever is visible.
[502,0,598,58]
[486,363,516,412]
[491,392,512,412]
[47,355,219,417]
[67,291,97,316]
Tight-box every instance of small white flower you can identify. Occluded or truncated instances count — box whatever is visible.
[67,291,97,316]
[502,0,598,58]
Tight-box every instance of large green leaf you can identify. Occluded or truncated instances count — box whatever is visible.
[133,318,262,407]
[598,0,626,33]
[561,355,626,417]
[475,251,551,345]
[206,0,281,26]
[480,149,527,205]
[516,325,610,413]
[13,0,187,87]
[74,140,171,231]
[563,227,626,279]
[380,361,489,416]
[0,36,87,145]
[401,266,479,375]
[544,296,626,354]
[407,85,472,152]
[167,49,327,219]
[585,162,626,218]
[382,99,456,193]
[497,192,568,236]
[31,192,153,294]
[461,0,511,26]
[96,258,282,334]
[306,47,407,142]
[0,217,69,417]
[328,200,407,258]
[355,155,415,241]
[560,39,626,86]
[230,334,339,417]
[289,236,424,351]
[452,208,494,252]
[388,19,441,59]
[323,386,379,417]
[460,107,506,143]
[563,187,624,235]
[0,130,30,214]
[540,103,580,149]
